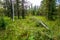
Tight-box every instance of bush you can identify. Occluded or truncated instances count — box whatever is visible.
[0,17,6,30]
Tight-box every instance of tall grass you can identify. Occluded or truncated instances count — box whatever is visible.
[0,16,60,40]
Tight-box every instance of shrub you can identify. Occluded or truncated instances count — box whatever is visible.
[0,17,6,30]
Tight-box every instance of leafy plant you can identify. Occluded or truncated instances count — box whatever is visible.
[0,17,7,30]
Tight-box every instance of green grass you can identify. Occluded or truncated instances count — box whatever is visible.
[36,16,60,39]
[0,16,60,40]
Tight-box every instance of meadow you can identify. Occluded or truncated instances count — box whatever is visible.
[0,16,60,40]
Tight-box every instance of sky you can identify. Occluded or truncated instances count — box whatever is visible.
[58,0,60,3]
[27,0,42,6]
[1,0,60,6]
[57,0,60,4]
[27,0,60,6]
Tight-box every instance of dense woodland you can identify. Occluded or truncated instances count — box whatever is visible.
[0,0,60,40]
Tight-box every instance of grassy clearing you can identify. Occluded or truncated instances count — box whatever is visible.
[0,16,60,40]
[36,16,60,39]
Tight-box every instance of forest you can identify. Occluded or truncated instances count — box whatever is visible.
[0,0,60,40]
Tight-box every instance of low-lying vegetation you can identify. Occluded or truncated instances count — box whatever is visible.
[0,16,60,40]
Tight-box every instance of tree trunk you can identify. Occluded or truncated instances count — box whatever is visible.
[22,0,25,19]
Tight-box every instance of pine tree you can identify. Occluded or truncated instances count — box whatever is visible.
[21,0,25,19]
[40,0,56,20]
[47,0,56,20]
[16,0,20,19]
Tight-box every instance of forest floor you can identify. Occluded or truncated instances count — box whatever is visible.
[0,16,60,40]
